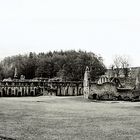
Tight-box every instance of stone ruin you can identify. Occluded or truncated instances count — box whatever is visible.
[0,67,83,97]
[83,66,140,101]
[1,66,140,100]
[0,80,44,97]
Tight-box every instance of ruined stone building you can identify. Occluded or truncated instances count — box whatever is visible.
[83,66,140,101]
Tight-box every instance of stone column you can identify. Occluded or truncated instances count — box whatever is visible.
[135,68,140,90]
[83,66,90,98]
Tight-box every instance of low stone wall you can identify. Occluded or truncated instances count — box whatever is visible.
[44,81,83,96]
[89,82,118,100]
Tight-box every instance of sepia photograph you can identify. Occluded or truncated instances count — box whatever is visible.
[0,0,140,139]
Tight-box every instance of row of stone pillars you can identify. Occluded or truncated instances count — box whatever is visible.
[0,86,43,97]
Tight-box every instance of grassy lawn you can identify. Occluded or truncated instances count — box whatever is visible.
[0,96,140,140]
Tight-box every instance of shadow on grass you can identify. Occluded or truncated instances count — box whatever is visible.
[0,135,16,140]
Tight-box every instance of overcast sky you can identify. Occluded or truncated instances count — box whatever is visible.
[0,0,140,67]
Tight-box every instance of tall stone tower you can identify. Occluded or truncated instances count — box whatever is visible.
[83,66,90,98]
[135,68,140,89]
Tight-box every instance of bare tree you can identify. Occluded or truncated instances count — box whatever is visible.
[112,55,130,77]
[113,55,122,77]
[120,56,130,78]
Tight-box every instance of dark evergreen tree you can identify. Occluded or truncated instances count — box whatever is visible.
[0,50,106,81]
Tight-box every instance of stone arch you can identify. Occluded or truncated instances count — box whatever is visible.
[18,91,21,97]
[92,93,97,99]
[8,88,12,96]
[34,88,37,96]
[15,88,18,96]
[98,76,110,84]
[30,90,34,96]
[72,87,75,95]
[58,86,61,95]
[2,88,6,97]
[37,86,41,95]
[79,88,82,95]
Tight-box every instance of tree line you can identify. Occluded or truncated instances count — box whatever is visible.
[0,50,106,81]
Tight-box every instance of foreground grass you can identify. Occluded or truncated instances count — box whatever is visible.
[0,96,140,140]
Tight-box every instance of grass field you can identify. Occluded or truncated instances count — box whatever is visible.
[0,96,140,140]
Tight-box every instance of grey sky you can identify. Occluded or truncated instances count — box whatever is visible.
[0,0,140,67]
